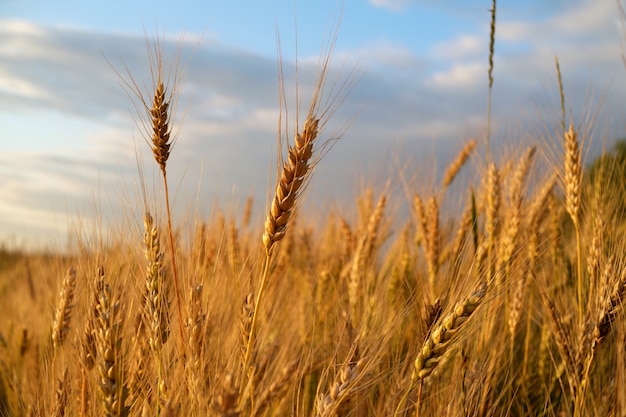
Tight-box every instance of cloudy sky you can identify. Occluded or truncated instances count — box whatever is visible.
[1,0,625,250]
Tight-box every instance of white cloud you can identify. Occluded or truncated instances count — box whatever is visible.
[428,62,485,89]
[430,35,484,61]
[369,0,415,12]
[348,40,423,70]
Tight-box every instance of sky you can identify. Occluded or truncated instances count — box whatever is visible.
[1,0,625,250]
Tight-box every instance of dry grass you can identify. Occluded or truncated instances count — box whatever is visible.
[2,4,626,417]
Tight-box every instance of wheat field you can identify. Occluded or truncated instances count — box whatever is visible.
[1,3,626,416]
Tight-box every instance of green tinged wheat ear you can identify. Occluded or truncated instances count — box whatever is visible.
[52,266,76,351]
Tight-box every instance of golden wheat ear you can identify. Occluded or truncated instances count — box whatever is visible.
[242,14,360,400]
[52,266,76,351]
[114,32,188,352]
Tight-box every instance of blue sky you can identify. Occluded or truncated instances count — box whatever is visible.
[1,0,625,249]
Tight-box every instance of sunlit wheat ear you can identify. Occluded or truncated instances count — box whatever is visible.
[425,196,440,298]
[150,80,172,173]
[52,266,76,350]
[244,18,358,392]
[412,282,486,381]
[394,283,486,417]
[564,124,582,225]
[143,212,170,352]
[412,194,428,247]
[82,271,106,371]
[485,162,500,285]
[94,267,127,417]
[240,292,254,367]
[442,139,477,188]
[263,116,320,255]
[119,34,186,350]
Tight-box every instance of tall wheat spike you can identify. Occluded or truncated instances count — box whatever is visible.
[121,36,186,348]
[243,18,357,401]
